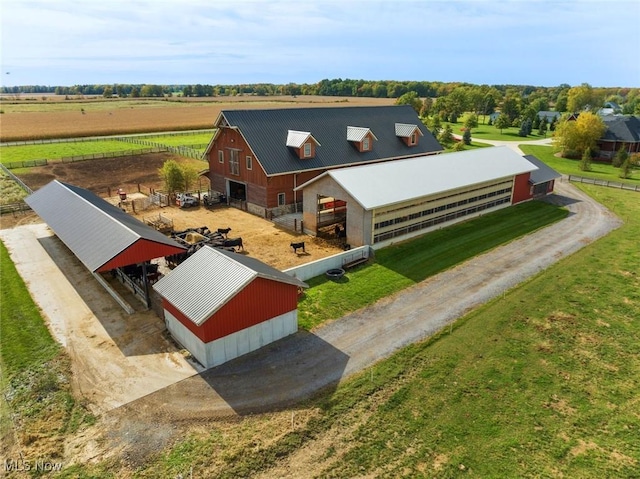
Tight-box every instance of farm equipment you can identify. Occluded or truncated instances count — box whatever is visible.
[176,193,200,208]
[203,193,227,207]
[165,225,242,267]
[144,213,174,233]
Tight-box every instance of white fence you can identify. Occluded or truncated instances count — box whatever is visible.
[283,245,372,282]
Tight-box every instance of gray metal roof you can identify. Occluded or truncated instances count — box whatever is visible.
[297,146,538,211]
[286,130,317,148]
[25,180,185,272]
[347,126,377,142]
[214,105,443,176]
[601,115,640,143]
[523,155,562,185]
[395,123,422,138]
[153,245,307,325]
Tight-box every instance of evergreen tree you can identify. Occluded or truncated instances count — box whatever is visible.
[462,128,472,145]
[538,118,548,137]
[619,158,632,179]
[518,120,529,137]
[612,147,628,168]
[438,124,454,145]
[453,140,465,151]
[579,147,592,172]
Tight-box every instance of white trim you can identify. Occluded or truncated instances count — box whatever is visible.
[164,309,298,368]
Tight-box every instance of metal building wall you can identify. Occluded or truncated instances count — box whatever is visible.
[164,308,298,368]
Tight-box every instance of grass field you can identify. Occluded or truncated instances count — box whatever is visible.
[0,139,154,165]
[443,113,552,142]
[0,241,94,461]
[143,132,214,149]
[521,144,639,185]
[299,200,567,330]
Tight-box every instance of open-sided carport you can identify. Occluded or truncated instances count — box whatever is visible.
[26,180,186,308]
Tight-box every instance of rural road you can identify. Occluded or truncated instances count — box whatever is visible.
[112,179,621,426]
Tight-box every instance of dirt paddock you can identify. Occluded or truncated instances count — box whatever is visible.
[9,153,344,270]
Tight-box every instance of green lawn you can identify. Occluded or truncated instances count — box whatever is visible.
[143,132,214,149]
[0,240,94,459]
[298,200,568,330]
[440,113,552,142]
[0,140,153,165]
[521,144,639,185]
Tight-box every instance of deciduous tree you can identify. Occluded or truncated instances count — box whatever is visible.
[494,114,511,134]
[395,91,422,114]
[553,112,606,158]
[159,160,185,195]
[612,147,629,168]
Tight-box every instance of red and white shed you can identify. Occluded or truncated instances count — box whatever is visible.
[153,245,308,368]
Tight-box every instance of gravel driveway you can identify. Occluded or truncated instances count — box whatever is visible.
[115,179,621,422]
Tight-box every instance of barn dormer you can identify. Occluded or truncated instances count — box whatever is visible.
[347,126,378,152]
[395,123,424,146]
[286,130,321,159]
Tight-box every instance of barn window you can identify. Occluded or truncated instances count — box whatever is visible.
[277,192,286,206]
[246,155,252,170]
[303,143,312,158]
[363,137,370,151]
[218,150,224,163]
[229,150,239,175]
[410,132,417,145]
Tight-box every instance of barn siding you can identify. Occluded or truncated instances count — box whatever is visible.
[208,127,269,190]
[165,308,297,368]
[511,173,533,204]
[200,277,299,342]
[97,239,185,272]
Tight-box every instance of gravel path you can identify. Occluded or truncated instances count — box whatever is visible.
[117,179,621,422]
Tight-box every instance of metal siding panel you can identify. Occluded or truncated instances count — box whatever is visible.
[163,299,208,342]
[97,239,185,271]
[512,173,533,204]
[202,278,298,342]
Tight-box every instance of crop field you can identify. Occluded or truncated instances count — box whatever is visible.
[144,132,215,149]
[0,96,394,141]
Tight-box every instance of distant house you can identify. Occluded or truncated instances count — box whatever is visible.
[489,112,501,122]
[537,111,561,123]
[203,106,443,218]
[597,115,640,159]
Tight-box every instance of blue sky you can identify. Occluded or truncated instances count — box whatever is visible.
[1,0,639,88]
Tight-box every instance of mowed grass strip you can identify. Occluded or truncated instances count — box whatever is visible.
[298,200,568,330]
[143,132,214,148]
[0,240,94,458]
[0,140,152,165]
[521,144,639,185]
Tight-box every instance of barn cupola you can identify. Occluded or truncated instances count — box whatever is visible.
[286,130,321,159]
[395,123,424,147]
[347,126,378,152]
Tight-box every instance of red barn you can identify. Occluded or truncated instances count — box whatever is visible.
[153,246,308,368]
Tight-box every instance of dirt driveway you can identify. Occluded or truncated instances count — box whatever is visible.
[0,224,200,413]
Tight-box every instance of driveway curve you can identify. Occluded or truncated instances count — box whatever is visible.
[114,179,621,424]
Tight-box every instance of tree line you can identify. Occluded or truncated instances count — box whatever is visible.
[2,80,639,114]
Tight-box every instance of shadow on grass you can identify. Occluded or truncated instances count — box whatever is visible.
[374,201,568,283]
